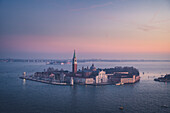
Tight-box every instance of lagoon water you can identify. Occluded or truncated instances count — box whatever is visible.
[0,62,170,113]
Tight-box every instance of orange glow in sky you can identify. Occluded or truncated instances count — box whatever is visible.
[0,0,170,59]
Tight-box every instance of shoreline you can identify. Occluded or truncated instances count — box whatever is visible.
[19,76,139,86]
[19,76,70,86]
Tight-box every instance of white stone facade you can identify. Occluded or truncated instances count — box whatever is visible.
[95,71,108,83]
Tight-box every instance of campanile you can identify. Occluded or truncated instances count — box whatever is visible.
[72,50,77,73]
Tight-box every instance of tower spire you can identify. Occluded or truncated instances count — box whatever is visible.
[72,49,77,73]
[73,49,76,58]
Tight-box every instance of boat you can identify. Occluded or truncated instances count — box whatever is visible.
[116,82,124,85]
[119,106,124,110]
[161,105,168,108]
[154,74,170,82]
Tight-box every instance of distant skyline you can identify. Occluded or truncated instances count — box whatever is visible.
[0,0,170,59]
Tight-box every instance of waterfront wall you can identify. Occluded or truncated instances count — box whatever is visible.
[121,75,140,84]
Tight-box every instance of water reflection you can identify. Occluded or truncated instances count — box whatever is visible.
[23,79,26,85]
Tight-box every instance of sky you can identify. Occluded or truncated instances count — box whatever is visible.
[0,0,170,59]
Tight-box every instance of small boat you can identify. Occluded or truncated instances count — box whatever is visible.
[116,82,124,85]
[154,74,170,82]
[119,106,123,110]
[161,105,168,108]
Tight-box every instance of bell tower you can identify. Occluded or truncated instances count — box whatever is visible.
[72,49,77,73]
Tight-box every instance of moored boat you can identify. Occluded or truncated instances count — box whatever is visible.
[116,82,124,85]
[119,106,124,110]
[154,74,170,82]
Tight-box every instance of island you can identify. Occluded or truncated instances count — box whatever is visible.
[20,50,140,86]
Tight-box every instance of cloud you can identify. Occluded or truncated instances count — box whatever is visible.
[150,9,161,23]
[150,8,170,24]
[137,25,159,32]
[70,2,113,11]
[153,19,170,24]
[137,8,170,32]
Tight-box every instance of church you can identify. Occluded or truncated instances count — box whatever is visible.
[62,50,140,85]
[65,50,108,85]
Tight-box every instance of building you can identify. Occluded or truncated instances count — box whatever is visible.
[90,64,97,71]
[60,73,66,82]
[56,50,140,85]
[95,71,108,84]
[72,49,77,73]
[107,72,140,84]
[64,50,109,85]
[74,77,94,84]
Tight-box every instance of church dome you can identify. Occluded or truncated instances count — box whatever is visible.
[90,64,96,71]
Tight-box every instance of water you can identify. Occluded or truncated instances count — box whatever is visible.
[0,62,170,113]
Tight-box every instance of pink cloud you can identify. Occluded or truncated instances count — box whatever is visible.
[137,25,159,32]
